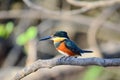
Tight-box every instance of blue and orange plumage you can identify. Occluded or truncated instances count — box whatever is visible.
[40,31,93,56]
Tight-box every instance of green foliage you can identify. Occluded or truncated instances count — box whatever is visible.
[25,26,37,40]
[16,26,37,46]
[6,22,14,35]
[0,22,14,39]
[82,66,103,80]
[0,24,6,38]
[16,33,27,46]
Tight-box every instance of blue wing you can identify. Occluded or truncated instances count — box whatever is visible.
[65,39,83,55]
[65,39,93,55]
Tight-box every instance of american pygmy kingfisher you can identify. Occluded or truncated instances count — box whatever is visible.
[39,31,93,56]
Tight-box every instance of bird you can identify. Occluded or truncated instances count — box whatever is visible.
[39,31,93,56]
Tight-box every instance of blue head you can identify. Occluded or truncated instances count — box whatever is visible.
[39,31,69,41]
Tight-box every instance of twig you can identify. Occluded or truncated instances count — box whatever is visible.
[23,0,120,15]
[23,0,91,15]
[67,0,120,14]
[21,65,83,80]
[0,10,41,19]
[87,5,120,57]
[0,10,120,41]
[2,45,22,68]
[66,0,120,7]
[25,39,37,66]
[12,56,120,80]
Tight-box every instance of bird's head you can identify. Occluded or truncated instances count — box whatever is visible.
[39,31,69,42]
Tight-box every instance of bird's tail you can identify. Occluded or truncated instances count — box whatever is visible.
[82,50,93,53]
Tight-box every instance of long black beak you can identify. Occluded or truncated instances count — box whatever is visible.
[39,36,52,41]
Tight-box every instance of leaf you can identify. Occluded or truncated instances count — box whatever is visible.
[82,66,103,80]
[16,33,28,45]
[25,26,37,40]
[5,22,14,34]
[0,24,6,38]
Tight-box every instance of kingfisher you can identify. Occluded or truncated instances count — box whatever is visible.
[39,31,93,56]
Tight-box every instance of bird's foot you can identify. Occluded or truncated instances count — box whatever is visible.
[59,55,71,61]
[74,56,78,58]
[61,55,66,58]
[59,55,66,61]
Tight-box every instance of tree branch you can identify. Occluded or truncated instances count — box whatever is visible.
[66,0,120,7]
[23,0,120,15]
[23,0,92,15]
[87,5,120,58]
[12,56,120,80]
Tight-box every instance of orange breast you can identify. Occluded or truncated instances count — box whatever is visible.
[56,42,75,56]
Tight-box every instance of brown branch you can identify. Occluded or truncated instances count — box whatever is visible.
[87,5,120,58]
[22,0,95,15]
[23,0,84,15]
[12,56,120,80]
[23,0,120,15]
[0,10,120,42]
[66,0,120,14]
[66,0,120,7]
[25,39,37,66]
[0,10,41,19]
